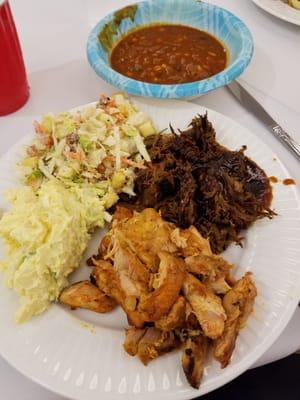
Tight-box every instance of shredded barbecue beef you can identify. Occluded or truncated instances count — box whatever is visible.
[121,114,274,254]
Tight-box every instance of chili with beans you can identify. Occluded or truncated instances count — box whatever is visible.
[110,24,228,84]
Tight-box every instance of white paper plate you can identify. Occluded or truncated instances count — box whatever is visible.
[251,0,300,25]
[1,98,300,400]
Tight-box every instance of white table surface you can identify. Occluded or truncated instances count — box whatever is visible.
[0,0,300,398]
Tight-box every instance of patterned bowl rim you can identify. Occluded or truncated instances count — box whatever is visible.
[86,0,254,98]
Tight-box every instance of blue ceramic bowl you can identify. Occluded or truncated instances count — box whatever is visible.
[86,0,253,99]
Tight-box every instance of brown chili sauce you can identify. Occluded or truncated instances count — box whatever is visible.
[283,178,296,186]
[110,24,228,84]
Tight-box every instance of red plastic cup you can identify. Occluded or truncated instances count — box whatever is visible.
[0,0,29,116]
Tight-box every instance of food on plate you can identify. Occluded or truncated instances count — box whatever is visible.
[22,93,156,196]
[283,178,296,185]
[0,94,156,322]
[288,0,300,10]
[122,114,274,253]
[59,281,117,313]
[182,331,208,389]
[110,24,227,84]
[213,273,257,368]
[124,326,181,365]
[183,273,226,340]
[61,207,257,389]
[0,180,101,322]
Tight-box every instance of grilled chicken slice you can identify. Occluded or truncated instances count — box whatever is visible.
[185,301,201,330]
[97,234,150,311]
[114,208,177,272]
[182,335,208,389]
[185,254,233,295]
[59,281,116,313]
[184,254,232,278]
[91,260,122,301]
[133,327,180,365]
[183,273,226,339]
[91,260,145,327]
[213,272,257,368]
[155,296,186,331]
[172,226,212,257]
[236,273,257,329]
[209,277,232,295]
[114,241,150,298]
[123,327,146,356]
[98,233,114,259]
[139,251,186,321]
[115,241,150,315]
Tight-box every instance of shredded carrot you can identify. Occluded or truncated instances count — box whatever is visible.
[40,135,54,149]
[64,149,86,161]
[121,157,147,169]
[33,121,53,149]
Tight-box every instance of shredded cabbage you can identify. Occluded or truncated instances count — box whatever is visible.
[21,93,157,203]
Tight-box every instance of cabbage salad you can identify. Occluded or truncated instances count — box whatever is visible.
[0,94,156,322]
[22,93,156,200]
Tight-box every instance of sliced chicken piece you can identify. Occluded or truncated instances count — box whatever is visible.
[139,252,186,321]
[98,232,114,259]
[114,208,177,272]
[113,241,150,316]
[182,335,208,389]
[185,302,201,330]
[59,281,116,313]
[184,254,232,278]
[183,273,226,339]
[125,310,147,328]
[209,277,232,295]
[213,309,239,369]
[170,228,188,248]
[155,296,186,331]
[91,260,145,327]
[175,303,202,344]
[91,260,122,300]
[236,273,257,329]
[123,327,146,356]
[114,241,150,297]
[185,254,233,295]
[174,226,212,257]
[213,272,257,368]
[86,231,114,265]
[134,327,180,365]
